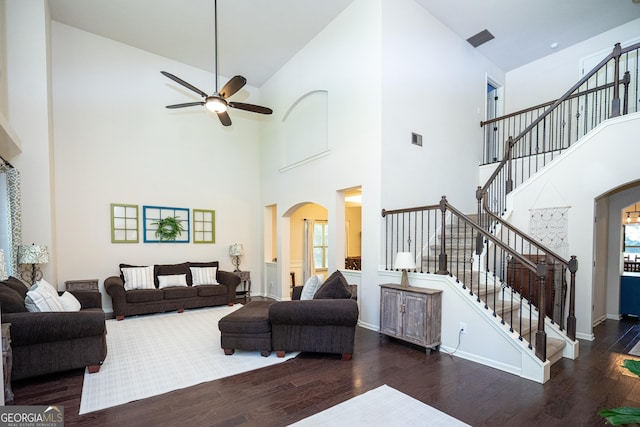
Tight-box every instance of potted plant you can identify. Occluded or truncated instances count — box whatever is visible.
[152,216,185,241]
[599,359,640,425]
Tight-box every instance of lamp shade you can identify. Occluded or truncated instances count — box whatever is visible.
[18,244,49,264]
[229,243,244,256]
[393,252,416,270]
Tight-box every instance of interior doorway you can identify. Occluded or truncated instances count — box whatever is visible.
[594,182,640,324]
[344,187,362,271]
[486,77,504,162]
[289,203,328,288]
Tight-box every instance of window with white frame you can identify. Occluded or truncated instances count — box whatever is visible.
[313,221,328,269]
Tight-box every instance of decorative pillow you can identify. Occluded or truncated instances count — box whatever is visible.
[119,263,144,281]
[190,267,218,285]
[313,270,352,299]
[0,285,27,313]
[1,276,29,299]
[121,265,156,291]
[59,291,81,311]
[300,274,324,300]
[25,282,64,312]
[155,263,191,286]
[158,274,188,289]
[37,279,61,298]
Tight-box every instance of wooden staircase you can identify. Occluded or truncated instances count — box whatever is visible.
[423,214,567,366]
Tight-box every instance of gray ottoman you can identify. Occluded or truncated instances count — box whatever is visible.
[218,301,275,357]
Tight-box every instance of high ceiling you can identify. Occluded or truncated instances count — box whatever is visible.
[48,0,640,88]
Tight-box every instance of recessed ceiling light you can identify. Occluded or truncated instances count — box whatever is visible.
[550,42,559,49]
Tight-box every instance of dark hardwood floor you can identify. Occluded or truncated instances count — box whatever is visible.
[8,312,640,427]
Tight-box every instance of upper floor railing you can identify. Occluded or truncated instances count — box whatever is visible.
[481,42,639,168]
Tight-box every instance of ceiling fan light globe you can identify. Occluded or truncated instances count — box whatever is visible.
[205,97,227,113]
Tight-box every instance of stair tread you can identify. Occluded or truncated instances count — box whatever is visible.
[547,337,566,353]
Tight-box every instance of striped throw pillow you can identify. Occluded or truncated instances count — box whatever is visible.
[121,265,155,290]
[190,267,218,285]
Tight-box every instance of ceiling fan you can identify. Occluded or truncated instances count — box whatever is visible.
[160,0,272,126]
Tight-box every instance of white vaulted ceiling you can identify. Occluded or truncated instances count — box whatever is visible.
[48,0,640,87]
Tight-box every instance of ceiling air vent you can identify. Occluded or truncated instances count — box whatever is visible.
[467,29,495,48]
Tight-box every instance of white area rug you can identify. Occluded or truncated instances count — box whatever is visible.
[289,385,470,426]
[80,305,298,414]
[630,340,640,356]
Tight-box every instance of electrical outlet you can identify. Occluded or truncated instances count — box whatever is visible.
[459,322,467,334]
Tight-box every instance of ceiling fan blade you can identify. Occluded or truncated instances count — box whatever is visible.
[217,111,232,126]
[166,102,205,109]
[219,75,247,99]
[229,102,273,115]
[161,71,208,98]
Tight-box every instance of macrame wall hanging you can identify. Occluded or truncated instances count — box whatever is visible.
[529,207,570,254]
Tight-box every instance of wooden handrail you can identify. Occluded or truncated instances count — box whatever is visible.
[476,189,570,268]
[480,80,623,128]
[480,44,620,195]
[381,204,439,217]
[443,199,538,272]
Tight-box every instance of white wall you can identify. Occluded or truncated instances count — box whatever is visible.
[260,0,383,329]
[505,18,640,112]
[259,0,508,328]
[50,22,264,311]
[380,0,504,213]
[5,0,56,280]
[507,113,640,339]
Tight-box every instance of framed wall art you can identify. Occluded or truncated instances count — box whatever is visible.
[111,203,139,243]
[143,205,190,243]
[193,209,215,244]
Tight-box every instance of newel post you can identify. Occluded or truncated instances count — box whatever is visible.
[567,256,578,341]
[475,187,484,255]
[622,71,631,116]
[535,260,548,362]
[505,136,514,194]
[437,196,449,275]
[611,43,622,118]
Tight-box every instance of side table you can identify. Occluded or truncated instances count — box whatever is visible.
[2,323,13,403]
[233,271,251,303]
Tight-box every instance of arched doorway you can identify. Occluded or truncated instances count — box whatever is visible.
[594,180,640,323]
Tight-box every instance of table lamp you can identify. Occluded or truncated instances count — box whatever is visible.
[229,243,244,272]
[394,252,416,288]
[18,244,49,285]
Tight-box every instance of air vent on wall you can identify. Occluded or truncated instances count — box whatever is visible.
[411,132,423,147]
[467,29,495,48]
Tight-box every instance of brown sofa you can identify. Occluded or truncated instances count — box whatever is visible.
[269,271,359,360]
[105,261,239,320]
[0,277,107,381]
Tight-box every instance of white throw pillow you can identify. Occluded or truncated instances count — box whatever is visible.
[59,291,82,311]
[122,266,155,291]
[190,267,218,285]
[300,274,324,300]
[37,278,60,298]
[158,274,188,289]
[25,282,64,312]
